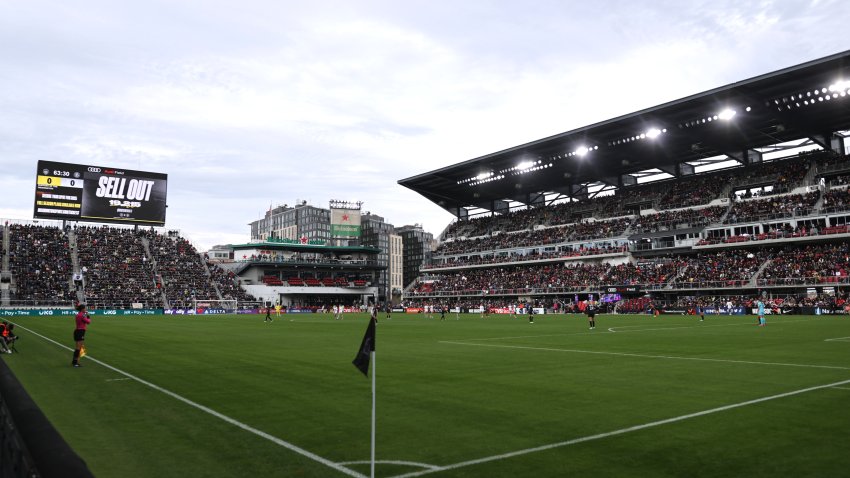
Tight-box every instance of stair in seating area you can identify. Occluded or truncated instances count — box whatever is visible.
[199,254,223,299]
[750,258,773,286]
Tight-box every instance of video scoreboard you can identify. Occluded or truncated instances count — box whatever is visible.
[34,160,168,226]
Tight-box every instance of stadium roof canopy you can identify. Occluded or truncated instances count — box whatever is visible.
[398,50,850,218]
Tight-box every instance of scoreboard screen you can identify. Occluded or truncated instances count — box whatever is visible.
[33,160,168,226]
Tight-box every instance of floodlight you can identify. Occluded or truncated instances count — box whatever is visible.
[575,146,589,156]
[718,109,736,120]
[829,80,850,92]
[476,172,492,180]
[516,161,534,170]
[646,128,662,139]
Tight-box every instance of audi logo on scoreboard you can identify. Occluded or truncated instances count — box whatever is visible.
[33,160,168,226]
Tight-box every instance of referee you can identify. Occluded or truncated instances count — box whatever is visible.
[72,303,91,367]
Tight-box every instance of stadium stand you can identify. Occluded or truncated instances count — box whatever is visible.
[7,225,72,306]
[148,232,219,308]
[407,146,850,312]
[207,261,256,302]
[76,226,162,309]
[724,192,820,224]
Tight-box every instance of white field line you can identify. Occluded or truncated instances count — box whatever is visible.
[13,323,365,478]
[390,377,850,478]
[439,341,850,371]
[466,319,811,342]
[605,319,811,333]
[825,336,850,342]
[338,460,439,470]
[105,377,131,382]
[832,386,850,391]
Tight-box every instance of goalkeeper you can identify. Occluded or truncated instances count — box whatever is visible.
[72,303,91,367]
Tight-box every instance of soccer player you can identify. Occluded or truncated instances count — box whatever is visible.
[274,303,282,316]
[0,322,11,354]
[386,303,392,319]
[440,305,446,321]
[265,305,273,323]
[72,303,91,367]
[757,298,766,326]
[528,305,535,324]
[586,298,597,330]
[698,304,705,322]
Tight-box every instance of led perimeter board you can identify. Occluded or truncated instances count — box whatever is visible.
[34,160,168,226]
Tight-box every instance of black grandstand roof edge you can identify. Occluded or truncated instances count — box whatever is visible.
[398,49,850,184]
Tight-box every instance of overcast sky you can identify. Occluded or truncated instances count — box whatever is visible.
[1,0,848,250]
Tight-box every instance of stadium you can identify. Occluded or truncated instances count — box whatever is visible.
[1,51,850,477]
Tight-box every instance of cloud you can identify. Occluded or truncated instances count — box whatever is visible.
[1,0,848,249]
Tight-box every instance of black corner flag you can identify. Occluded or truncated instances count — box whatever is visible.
[352,318,376,377]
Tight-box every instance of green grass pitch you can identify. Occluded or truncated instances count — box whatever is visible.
[4,312,850,477]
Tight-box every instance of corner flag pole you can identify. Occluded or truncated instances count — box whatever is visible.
[370,349,376,478]
[352,315,377,477]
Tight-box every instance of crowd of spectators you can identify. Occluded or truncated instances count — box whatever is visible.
[426,245,628,270]
[724,192,820,224]
[207,262,256,302]
[657,175,728,210]
[821,187,850,213]
[605,261,683,287]
[757,243,850,286]
[733,156,811,193]
[436,218,631,256]
[149,233,219,308]
[413,258,687,296]
[76,226,162,309]
[411,263,610,296]
[415,246,832,296]
[673,249,769,288]
[813,151,850,175]
[631,206,727,234]
[8,225,72,305]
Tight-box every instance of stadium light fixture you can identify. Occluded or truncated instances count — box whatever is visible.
[516,161,534,170]
[718,109,736,120]
[646,128,662,139]
[575,146,589,156]
[829,80,850,92]
[476,172,493,180]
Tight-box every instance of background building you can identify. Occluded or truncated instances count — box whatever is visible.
[248,201,419,304]
[361,212,396,303]
[394,224,434,290]
[249,201,331,243]
[389,233,403,302]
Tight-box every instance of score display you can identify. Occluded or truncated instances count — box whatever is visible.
[34,160,168,226]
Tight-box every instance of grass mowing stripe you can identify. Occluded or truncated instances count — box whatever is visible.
[390,377,850,478]
[439,341,850,370]
[12,322,366,478]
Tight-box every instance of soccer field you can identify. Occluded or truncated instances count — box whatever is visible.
[5,312,850,477]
